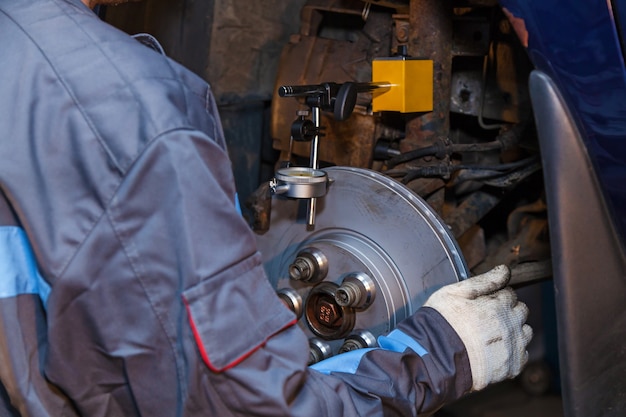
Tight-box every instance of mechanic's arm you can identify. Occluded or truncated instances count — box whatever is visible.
[197,259,531,417]
[158,130,532,416]
[97,125,530,416]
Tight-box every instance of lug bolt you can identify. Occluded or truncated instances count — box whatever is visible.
[339,330,378,354]
[335,282,361,307]
[277,288,303,319]
[288,247,328,283]
[308,338,332,365]
[289,257,313,281]
[335,272,376,309]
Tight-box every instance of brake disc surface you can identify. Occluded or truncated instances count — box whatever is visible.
[256,166,469,357]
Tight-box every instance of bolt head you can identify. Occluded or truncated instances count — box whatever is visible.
[317,299,341,326]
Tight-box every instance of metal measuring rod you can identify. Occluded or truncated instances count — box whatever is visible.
[272,81,392,229]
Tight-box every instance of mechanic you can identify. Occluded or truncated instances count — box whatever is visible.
[0,0,532,415]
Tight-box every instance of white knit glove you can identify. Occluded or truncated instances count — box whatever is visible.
[424,265,533,391]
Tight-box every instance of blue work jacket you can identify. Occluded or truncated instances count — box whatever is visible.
[0,0,471,415]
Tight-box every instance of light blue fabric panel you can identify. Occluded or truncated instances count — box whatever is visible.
[309,348,375,375]
[0,226,50,307]
[235,193,242,215]
[377,329,429,356]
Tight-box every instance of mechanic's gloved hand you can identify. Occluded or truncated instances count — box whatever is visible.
[424,265,532,391]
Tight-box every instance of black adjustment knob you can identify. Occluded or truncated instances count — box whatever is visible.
[334,82,357,121]
[290,118,317,142]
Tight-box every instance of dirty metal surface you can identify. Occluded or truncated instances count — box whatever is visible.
[106,0,308,103]
[405,0,453,150]
[270,0,393,168]
[207,0,308,103]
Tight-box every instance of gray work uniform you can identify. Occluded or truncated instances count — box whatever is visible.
[0,0,472,415]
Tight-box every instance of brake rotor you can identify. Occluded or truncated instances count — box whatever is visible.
[256,166,469,359]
